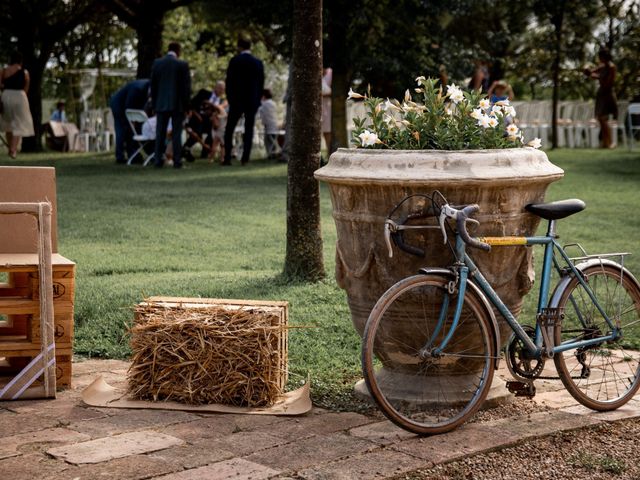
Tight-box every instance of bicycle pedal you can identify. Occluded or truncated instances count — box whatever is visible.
[506,380,536,398]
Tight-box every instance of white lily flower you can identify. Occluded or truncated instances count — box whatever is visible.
[415,75,426,85]
[488,117,499,128]
[404,89,412,103]
[478,114,491,128]
[447,84,464,104]
[491,105,504,117]
[504,106,517,117]
[479,98,491,110]
[527,138,542,149]
[506,124,519,136]
[348,88,365,100]
[358,130,381,147]
[470,108,483,120]
[385,99,400,111]
[384,114,396,125]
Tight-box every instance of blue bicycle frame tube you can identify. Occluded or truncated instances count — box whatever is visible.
[425,291,451,351]
[461,230,618,357]
[432,266,468,355]
[464,253,538,353]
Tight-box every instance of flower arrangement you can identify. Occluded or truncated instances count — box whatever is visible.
[349,77,541,150]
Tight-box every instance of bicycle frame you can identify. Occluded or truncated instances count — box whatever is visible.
[433,219,621,360]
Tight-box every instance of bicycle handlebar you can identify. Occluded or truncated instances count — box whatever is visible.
[453,205,491,252]
[385,198,491,258]
[384,216,427,258]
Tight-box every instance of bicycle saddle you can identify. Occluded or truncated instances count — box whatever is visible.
[525,199,586,220]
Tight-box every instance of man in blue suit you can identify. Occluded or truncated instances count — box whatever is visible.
[150,42,191,168]
[222,38,264,166]
[109,78,150,164]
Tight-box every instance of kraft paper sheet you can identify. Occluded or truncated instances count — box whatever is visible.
[81,376,312,416]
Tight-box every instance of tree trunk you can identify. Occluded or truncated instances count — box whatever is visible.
[136,15,165,78]
[20,49,48,152]
[283,0,325,281]
[326,2,350,152]
[331,69,350,151]
[550,3,566,149]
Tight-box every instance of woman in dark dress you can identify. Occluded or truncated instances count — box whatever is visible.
[585,48,617,149]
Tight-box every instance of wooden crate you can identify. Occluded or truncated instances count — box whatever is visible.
[131,296,289,406]
[0,347,72,391]
[0,252,75,396]
[0,256,75,349]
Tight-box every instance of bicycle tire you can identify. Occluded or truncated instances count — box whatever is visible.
[553,262,640,410]
[362,273,496,435]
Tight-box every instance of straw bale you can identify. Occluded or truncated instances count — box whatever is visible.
[128,303,286,407]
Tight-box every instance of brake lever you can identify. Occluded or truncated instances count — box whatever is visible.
[384,219,396,258]
[438,204,458,244]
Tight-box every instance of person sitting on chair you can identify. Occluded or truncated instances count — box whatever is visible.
[50,101,67,123]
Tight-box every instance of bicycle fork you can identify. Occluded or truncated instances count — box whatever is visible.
[417,267,469,359]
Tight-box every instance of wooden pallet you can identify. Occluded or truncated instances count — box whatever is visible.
[0,203,57,399]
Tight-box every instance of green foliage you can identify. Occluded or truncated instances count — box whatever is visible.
[164,7,234,92]
[350,78,532,150]
[568,451,627,474]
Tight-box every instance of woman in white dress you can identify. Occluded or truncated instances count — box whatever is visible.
[0,52,34,158]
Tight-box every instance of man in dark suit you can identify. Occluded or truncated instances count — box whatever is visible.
[223,38,264,166]
[109,78,150,164]
[150,42,191,168]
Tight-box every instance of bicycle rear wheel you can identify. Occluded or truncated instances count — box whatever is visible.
[362,274,496,435]
[553,262,640,410]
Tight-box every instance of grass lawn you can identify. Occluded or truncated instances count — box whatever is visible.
[0,147,638,410]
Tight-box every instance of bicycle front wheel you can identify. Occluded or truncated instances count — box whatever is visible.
[362,274,496,435]
[554,262,640,410]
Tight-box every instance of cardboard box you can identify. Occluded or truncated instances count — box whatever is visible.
[0,167,58,254]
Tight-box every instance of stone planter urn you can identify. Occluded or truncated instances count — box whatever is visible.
[315,147,564,403]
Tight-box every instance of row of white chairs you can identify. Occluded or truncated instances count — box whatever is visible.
[510,100,638,149]
[78,109,115,152]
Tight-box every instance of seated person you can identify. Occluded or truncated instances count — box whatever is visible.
[182,88,213,162]
[47,101,80,151]
[259,88,280,159]
[141,107,172,164]
[50,101,67,123]
[487,80,514,104]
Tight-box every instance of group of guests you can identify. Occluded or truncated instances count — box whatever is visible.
[109,38,268,169]
[0,44,621,160]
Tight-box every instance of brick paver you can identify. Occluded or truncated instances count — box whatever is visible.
[1,358,640,479]
[47,431,185,464]
[154,458,281,480]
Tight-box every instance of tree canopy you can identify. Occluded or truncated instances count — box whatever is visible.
[2,0,640,150]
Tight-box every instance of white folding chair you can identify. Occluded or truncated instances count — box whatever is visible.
[627,103,640,150]
[125,109,155,166]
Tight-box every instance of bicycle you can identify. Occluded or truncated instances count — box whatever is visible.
[362,191,640,435]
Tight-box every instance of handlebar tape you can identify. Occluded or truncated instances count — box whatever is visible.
[391,230,425,257]
[457,205,491,252]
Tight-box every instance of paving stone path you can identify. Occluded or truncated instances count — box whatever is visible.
[1,358,639,479]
